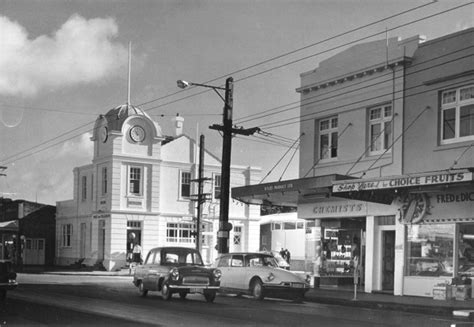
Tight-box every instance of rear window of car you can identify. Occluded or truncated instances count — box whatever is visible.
[161,249,203,266]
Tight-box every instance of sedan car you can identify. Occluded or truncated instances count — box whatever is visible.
[0,260,18,301]
[133,247,221,302]
[213,252,310,300]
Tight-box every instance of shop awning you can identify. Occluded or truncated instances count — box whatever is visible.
[0,220,19,231]
[232,174,354,206]
[332,168,474,204]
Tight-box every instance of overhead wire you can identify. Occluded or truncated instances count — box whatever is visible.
[0,2,471,166]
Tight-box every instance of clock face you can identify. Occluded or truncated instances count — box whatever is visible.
[130,125,145,142]
[101,126,108,143]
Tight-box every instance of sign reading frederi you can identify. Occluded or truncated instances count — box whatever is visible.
[333,171,472,193]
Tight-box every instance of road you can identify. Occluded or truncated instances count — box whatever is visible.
[1,273,463,326]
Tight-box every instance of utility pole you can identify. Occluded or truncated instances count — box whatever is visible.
[177,77,259,255]
[191,135,211,252]
[209,77,260,254]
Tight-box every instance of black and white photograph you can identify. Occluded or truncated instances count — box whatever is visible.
[0,0,473,326]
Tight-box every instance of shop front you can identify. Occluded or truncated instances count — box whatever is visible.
[333,168,474,298]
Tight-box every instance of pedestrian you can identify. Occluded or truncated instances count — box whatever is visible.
[132,242,143,264]
[284,249,291,264]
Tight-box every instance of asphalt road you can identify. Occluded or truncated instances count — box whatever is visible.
[1,273,463,326]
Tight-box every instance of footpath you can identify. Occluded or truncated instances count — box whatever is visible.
[16,266,474,322]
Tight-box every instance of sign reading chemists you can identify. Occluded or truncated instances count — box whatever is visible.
[333,171,473,193]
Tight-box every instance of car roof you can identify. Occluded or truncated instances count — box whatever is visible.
[149,246,199,252]
[217,252,272,257]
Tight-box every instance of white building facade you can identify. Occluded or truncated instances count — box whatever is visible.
[56,104,261,271]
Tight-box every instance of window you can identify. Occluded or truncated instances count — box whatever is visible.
[61,224,73,247]
[129,167,142,195]
[81,176,87,201]
[180,171,191,198]
[319,116,338,160]
[101,167,108,195]
[90,174,93,201]
[214,174,221,200]
[369,105,392,154]
[233,226,242,245]
[406,224,454,277]
[231,255,244,267]
[166,222,196,243]
[441,85,474,144]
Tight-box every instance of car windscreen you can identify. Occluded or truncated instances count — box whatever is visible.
[161,249,204,266]
[246,254,278,268]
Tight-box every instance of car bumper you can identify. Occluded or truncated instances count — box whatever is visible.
[169,285,220,291]
[0,281,18,291]
[262,283,309,298]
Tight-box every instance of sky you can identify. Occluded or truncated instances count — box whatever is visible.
[0,0,472,205]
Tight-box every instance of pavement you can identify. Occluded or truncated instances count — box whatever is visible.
[16,265,474,321]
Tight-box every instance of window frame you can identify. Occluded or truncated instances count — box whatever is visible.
[81,175,87,201]
[128,166,143,196]
[318,116,338,161]
[368,104,393,155]
[441,85,474,145]
[101,167,108,195]
[166,222,196,244]
[180,171,192,199]
[213,174,221,200]
[61,224,73,247]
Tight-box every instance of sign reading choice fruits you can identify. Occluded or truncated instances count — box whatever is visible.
[332,172,472,193]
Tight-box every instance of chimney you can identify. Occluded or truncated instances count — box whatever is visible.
[172,114,184,137]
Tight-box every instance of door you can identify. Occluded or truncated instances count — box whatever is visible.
[24,238,45,265]
[98,220,105,261]
[382,231,395,291]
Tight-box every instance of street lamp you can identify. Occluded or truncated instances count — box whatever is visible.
[177,77,234,255]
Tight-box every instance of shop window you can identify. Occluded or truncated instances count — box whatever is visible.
[318,116,338,160]
[284,222,296,230]
[406,224,454,277]
[369,105,392,155]
[441,85,474,144]
[166,222,196,243]
[272,222,281,230]
[458,225,474,277]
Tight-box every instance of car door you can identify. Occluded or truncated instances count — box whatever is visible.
[143,250,160,291]
[227,254,246,290]
[216,254,232,289]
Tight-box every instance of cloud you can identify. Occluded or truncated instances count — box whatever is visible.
[0,14,128,97]
[6,132,93,204]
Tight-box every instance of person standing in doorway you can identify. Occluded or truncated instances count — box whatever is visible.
[132,242,143,264]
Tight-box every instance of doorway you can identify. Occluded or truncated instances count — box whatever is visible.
[382,231,395,291]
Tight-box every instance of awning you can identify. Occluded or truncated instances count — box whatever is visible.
[332,168,474,204]
[0,220,19,231]
[232,174,354,206]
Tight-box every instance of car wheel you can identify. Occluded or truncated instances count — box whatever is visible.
[138,281,148,297]
[161,282,172,301]
[204,290,216,303]
[251,279,264,300]
[179,292,187,300]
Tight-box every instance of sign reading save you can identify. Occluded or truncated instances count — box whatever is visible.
[332,172,472,193]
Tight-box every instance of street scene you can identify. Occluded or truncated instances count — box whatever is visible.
[1,0,474,326]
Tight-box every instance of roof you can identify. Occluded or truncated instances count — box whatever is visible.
[103,104,153,132]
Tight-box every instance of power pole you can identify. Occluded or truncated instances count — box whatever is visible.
[191,135,211,252]
[209,77,260,254]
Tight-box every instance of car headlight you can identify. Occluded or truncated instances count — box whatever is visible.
[213,269,222,281]
[170,267,180,281]
[266,272,275,282]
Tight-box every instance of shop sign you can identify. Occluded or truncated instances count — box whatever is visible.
[333,172,472,193]
[305,227,321,241]
[92,213,110,219]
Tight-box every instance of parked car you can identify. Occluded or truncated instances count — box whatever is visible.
[0,260,18,301]
[133,247,221,302]
[213,252,310,301]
